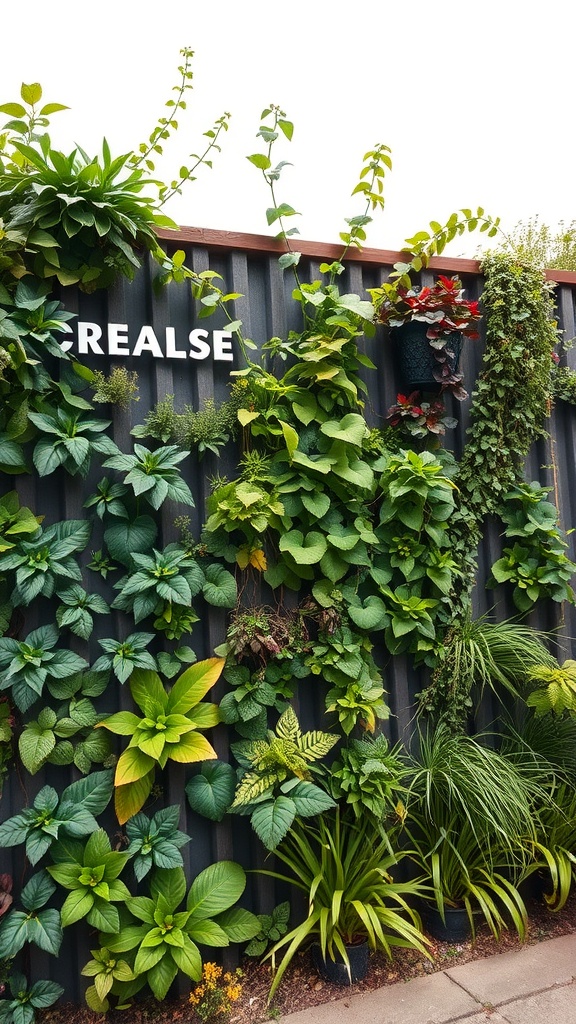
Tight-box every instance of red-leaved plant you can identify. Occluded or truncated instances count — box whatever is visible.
[386,392,457,439]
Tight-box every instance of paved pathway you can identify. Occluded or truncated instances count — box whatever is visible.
[279,933,576,1024]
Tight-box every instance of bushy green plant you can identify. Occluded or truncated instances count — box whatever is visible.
[96,658,224,823]
[0,972,63,1024]
[402,725,544,938]
[0,772,112,864]
[230,706,338,850]
[94,864,258,1005]
[0,83,177,291]
[260,808,431,1001]
[46,828,131,933]
[418,615,558,728]
[487,481,576,612]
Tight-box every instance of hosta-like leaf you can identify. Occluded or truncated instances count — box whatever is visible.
[87,901,120,933]
[202,564,237,607]
[61,770,114,815]
[0,911,30,957]
[166,658,225,715]
[115,770,155,826]
[60,888,94,927]
[214,906,260,942]
[26,909,63,954]
[186,761,236,822]
[115,746,155,785]
[347,595,389,631]
[170,936,202,981]
[28,979,64,1008]
[288,781,336,817]
[146,954,178,1000]
[104,516,157,566]
[320,413,368,446]
[279,529,327,565]
[25,830,53,866]
[166,731,217,764]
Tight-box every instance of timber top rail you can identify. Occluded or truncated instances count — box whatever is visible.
[157,225,576,284]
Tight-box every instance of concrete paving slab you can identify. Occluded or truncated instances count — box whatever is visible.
[499,981,576,1024]
[450,1016,508,1024]
[444,933,576,1004]
[279,971,479,1024]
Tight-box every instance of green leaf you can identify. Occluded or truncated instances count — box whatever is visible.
[202,564,237,608]
[246,153,271,170]
[18,723,55,774]
[104,516,157,565]
[187,861,246,920]
[185,761,236,821]
[251,796,296,850]
[279,530,327,565]
[26,909,63,954]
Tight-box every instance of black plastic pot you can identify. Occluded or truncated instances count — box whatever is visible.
[421,904,471,943]
[393,321,462,392]
[311,941,369,985]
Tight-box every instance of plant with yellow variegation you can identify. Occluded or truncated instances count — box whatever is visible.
[96,657,224,824]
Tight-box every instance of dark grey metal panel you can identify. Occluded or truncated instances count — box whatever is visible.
[2,240,576,998]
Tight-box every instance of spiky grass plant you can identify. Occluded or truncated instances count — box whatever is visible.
[402,724,550,939]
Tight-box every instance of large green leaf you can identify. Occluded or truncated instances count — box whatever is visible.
[166,658,225,715]
[60,888,94,926]
[279,530,327,565]
[146,954,178,1000]
[26,909,63,954]
[320,413,368,446]
[251,796,296,850]
[187,861,246,920]
[347,595,389,631]
[61,770,114,815]
[18,722,55,774]
[0,912,31,957]
[214,906,260,942]
[185,761,236,822]
[104,516,157,565]
[202,564,237,608]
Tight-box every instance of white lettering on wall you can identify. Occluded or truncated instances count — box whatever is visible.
[165,327,186,359]
[108,324,130,357]
[133,326,164,359]
[213,331,234,361]
[60,323,237,361]
[188,329,211,360]
[78,323,105,355]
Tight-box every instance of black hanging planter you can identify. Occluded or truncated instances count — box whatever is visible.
[311,941,369,985]
[421,903,472,943]
[393,321,462,393]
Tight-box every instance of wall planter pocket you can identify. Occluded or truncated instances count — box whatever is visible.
[393,321,462,393]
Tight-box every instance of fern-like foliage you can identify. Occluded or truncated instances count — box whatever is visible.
[231,706,338,806]
[526,661,576,716]
[230,707,338,850]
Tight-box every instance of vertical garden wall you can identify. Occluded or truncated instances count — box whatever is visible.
[1,225,576,1003]
[2,70,576,1014]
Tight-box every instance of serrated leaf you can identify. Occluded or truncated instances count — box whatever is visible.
[251,796,295,850]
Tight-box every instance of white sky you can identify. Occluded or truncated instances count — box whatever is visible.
[2,1,575,259]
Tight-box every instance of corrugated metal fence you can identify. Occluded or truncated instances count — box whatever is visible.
[1,228,576,999]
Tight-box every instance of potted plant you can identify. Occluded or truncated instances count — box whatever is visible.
[375,274,481,397]
[401,724,541,942]
[258,806,432,1000]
